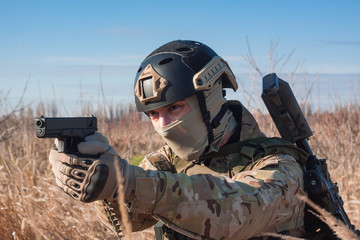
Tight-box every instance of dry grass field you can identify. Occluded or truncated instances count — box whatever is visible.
[0,96,359,239]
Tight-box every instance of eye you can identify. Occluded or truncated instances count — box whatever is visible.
[169,105,180,111]
[147,111,158,119]
[169,104,184,112]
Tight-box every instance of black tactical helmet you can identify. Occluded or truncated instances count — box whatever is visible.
[134,40,237,112]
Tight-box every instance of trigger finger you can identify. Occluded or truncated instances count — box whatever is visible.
[51,160,88,181]
[49,150,92,167]
[49,150,74,165]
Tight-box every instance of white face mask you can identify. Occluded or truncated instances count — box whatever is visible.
[154,95,209,161]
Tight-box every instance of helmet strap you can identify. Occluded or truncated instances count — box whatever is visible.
[196,92,229,152]
[196,92,214,144]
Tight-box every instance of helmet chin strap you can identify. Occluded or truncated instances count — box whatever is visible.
[196,91,228,154]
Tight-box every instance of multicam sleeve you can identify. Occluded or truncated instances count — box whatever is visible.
[93,199,157,232]
[92,146,172,233]
[129,154,305,239]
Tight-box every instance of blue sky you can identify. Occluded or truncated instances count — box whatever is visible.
[1,0,359,113]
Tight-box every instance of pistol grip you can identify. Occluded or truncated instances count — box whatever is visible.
[57,137,82,153]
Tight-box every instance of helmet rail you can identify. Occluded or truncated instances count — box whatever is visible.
[193,56,238,91]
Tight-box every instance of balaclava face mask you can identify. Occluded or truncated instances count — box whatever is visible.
[154,80,238,161]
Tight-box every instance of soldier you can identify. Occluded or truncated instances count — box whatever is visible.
[49,40,307,239]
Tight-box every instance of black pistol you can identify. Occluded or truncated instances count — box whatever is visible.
[35,116,98,153]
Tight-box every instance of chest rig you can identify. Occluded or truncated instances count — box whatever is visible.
[149,137,308,240]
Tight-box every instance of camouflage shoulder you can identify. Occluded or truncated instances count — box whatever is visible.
[240,104,266,140]
[139,145,174,172]
[250,153,297,170]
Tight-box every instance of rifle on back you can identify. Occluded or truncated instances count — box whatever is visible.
[261,73,357,239]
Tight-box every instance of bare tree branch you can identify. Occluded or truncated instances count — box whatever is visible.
[0,74,31,142]
[245,37,263,77]
[0,74,31,124]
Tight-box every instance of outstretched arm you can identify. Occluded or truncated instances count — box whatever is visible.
[129,154,304,239]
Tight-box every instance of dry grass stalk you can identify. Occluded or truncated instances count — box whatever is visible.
[0,153,13,174]
[297,193,359,240]
[114,156,132,240]
[260,232,305,240]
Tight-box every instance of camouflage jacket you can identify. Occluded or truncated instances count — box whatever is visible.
[94,103,306,240]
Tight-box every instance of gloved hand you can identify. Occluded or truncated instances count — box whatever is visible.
[49,132,134,202]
